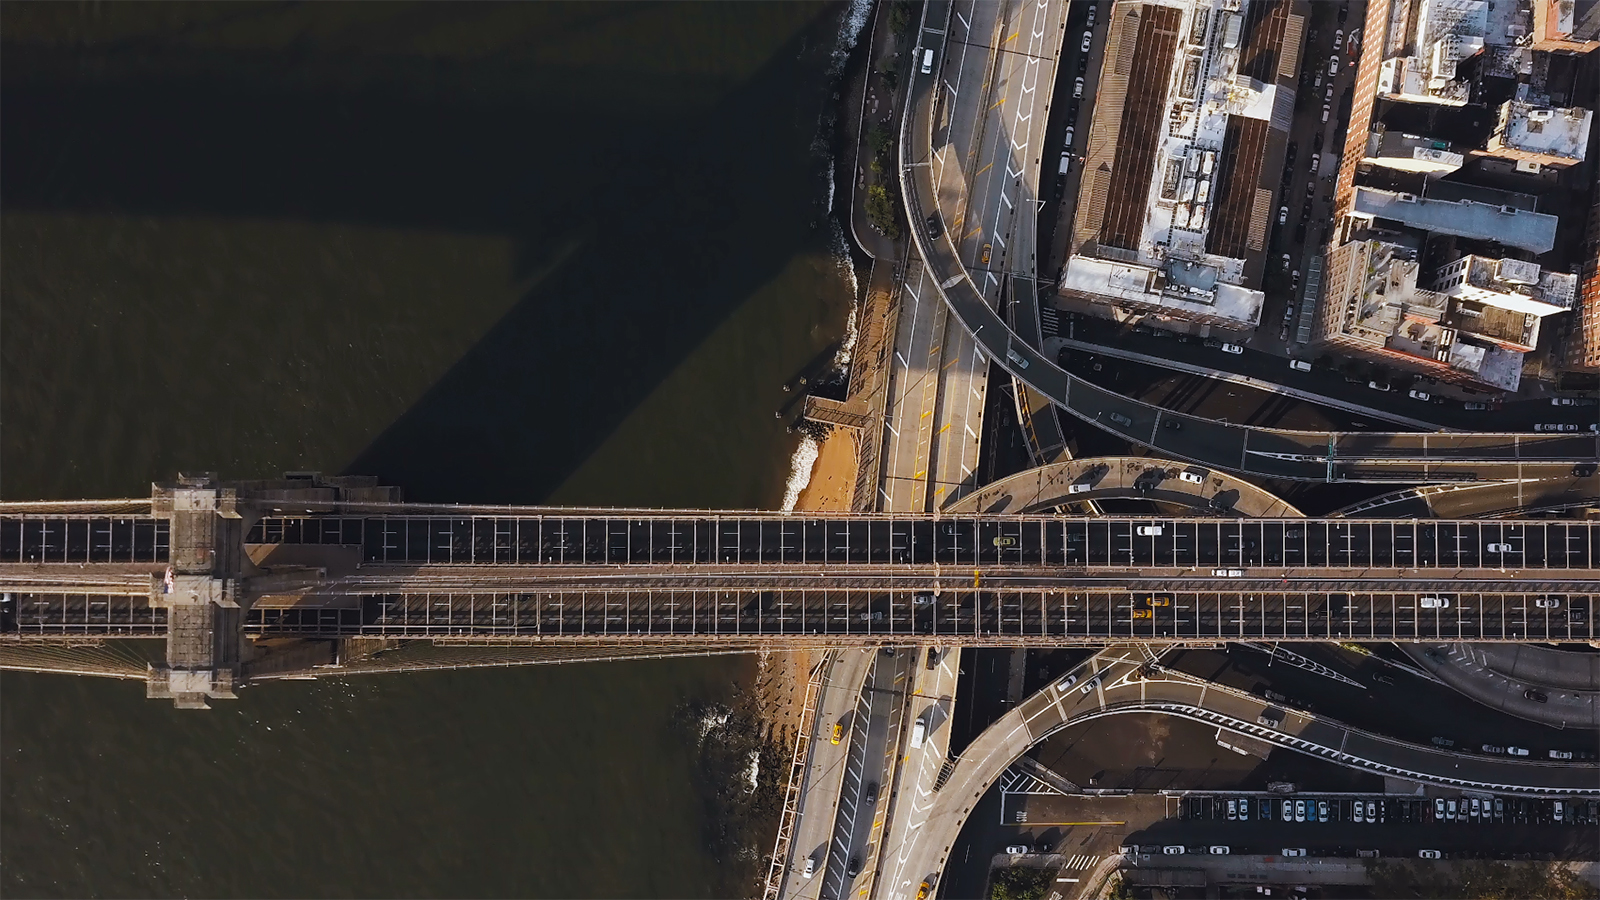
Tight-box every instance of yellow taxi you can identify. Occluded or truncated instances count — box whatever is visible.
[1145,595,1172,607]
[981,243,993,265]
[917,880,933,900]
[1132,609,1153,619]
[832,722,845,745]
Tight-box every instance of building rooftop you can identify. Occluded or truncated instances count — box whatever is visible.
[1349,186,1559,254]
[1363,129,1466,174]
[1490,101,1593,164]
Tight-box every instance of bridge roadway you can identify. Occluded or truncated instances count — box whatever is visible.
[899,0,1600,484]
[879,645,1600,900]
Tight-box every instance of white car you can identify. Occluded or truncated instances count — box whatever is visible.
[1179,472,1204,484]
[1005,348,1030,369]
[1087,5,1097,27]
[1283,848,1306,857]
[1279,206,1288,224]
[1552,397,1579,406]
[1368,381,1391,391]
[1419,596,1450,609]
[1209,846,1230,855]
[1419,850,1442,859]
[1136,525,1163,536]
[802,856,818,879]
[1507,746,1530,756]
[1068,483,1092,494]
[1162,846,1185,855]
[1534,597,1561,609]
[1329,56,1339,75]
[1074,77,1085,98]
[1486,543,1512,553]
[1081,30,1092,52]
[1212,568,1245,577]
[1056,674,1078,691]
[1005,845,1029,854]
[1294,800,1306,822]
[1334,28,1344,48]
[1408,390,1430,401]
[1064,126,1075,148]
[1220,343,1244,354]
[1079,675,1102,694]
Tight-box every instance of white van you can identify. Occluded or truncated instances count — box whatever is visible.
[921,48,935,74]
[1069,483,1092,494]
[911,715,927,748]
[1289,359,1312,371]
[802,855,817,879]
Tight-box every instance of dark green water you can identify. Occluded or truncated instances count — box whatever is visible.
[0,3,864,896]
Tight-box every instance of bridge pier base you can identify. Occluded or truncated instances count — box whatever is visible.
[147,474,244,709]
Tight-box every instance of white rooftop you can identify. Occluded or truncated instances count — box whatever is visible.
[1495,102,1592,163]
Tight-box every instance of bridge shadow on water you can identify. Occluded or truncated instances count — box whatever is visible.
[2,3,846,504]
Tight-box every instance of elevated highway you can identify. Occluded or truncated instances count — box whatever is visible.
[882,645,1600,900]
[897,0,1600,483]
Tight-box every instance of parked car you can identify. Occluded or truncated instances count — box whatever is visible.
[1550,750,1574,760]
[1004,845,1029,855]
[1525,689,1549,703]
[1508,746,1530,756]
[1283,848,1306,857]
[1368,380,1391,391]
[1056,674,1078,692]
[1220,343,1244,354]
[1080,30,1092,52]
[1162,846,1185,855]
[1486,543,1513,553]
[1481,744,1506,754]
[1209,846,1230,855]
[1419,596,1450,609]
[1074,76,1085,98]
[1535,597,1561,609]
[1179,472,1204,484]
[1108,412,1133,427]
[1419,850,1442,859]
[1136,525,1164,536]
[1408,390,1430,401]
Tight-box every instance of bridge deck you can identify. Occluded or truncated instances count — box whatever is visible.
[249,514,1600,571]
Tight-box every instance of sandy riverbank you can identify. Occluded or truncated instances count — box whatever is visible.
[756,427,859,739]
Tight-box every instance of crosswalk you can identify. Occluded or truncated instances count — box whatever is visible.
[1060,854,1100,871]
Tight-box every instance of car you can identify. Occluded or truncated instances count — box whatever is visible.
[1279,206,1288,224]
[1068,482,1093,494]
[1409,390,1430,401]
[1555,800,1567,822]
[1178,471,1204,485]
[1431,736,1455,748]
[1486,543,1513,553]
[1446,799,1457,820]
[1056,674,1079,692]
[1220,343,1244,354]
[1329,56,1339,75]
[1574,464,1598,477]
[1209,846,1230,855]
[847,857,862,877]
[1551,397,1583,406]
[1162,418,1183,430]
[1536,423,1579,432]
[802,855,818,878]
[1004,845,1029,855]
[1306,801,1318,823]
[913,592,935,606]
[1036,843,1054,854]
[920,47,935,74]
[865,781,879,804]
[1294,800,1306,822]
[1283,799,1294,820]
[1086,5,1097,27]
[1495,798,1504,819]
[917,880,932,900]
[980,243,993,266]
[1281,252,1292,269]
[1354,802,1365,823]
[1005,348,1030,369]
[1419,596,1450,609]
[1508,746,1530,756]
[1227,799,1238,820]
[832,722,845,744]
[1320,800,1330,820]
[993,536,1017,547]
[1470,798,1480,819]
[1419,849,1442,859]
[1283,304,1296,321]
[1064,126,1075,148]
[881,646,897,657]
[1162,846,1185,855]
[1334,28,1344,48]
[1136,525,1163,536]
[1464,401,1489,410]
[1108,412,1133,427]
[1213,568,1245,577]
[1073,76,1085,98]
[1131,608,1153,619]
[1535,597,1561,609]
[1373,672,1395,685]
[1368,380,1391,391]
[1551,750,1574,760]
[1524,689,1549,703]
[1435,798,1446,819]
[1482,744,1506,754]
[1079,675,1102,694]
[1080,30,1092,52]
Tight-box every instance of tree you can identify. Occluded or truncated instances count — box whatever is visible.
[867,124,894,158]
[888,1,911,34]
[866,183,902,239]
[989,867,1052,900]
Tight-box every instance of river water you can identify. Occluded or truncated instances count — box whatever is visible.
[0,3,866,896]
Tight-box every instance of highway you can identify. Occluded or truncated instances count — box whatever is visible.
[896,2,1600,483]
[941,456,1307,518]
[876,644,962,900]
[879,645,1600,899]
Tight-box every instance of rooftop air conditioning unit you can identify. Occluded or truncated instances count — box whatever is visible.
[1528,109,1554,121]
[1499,205,1517,215]
[1397,192,1418,202]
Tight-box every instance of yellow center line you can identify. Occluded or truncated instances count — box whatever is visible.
[964,226,983,239]
[939,423,952,434]
[1006,31,1018,42]
[943,357,961,369]
[976,162,993,177]
[990,96,1007,109]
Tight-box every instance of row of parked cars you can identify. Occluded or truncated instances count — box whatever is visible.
[1179,793,1597,826]
[1128,844,1447,860]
